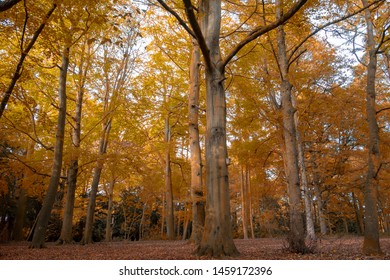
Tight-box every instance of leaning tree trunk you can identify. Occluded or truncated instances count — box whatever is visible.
[276,0,306,253]
[188,40,205,245]
[82,118,111,244]
[30,47,69,248]
[361,0,381,255]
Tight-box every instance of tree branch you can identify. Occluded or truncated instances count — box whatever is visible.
[221,0,308,71]
[0,0,21,12]
[156,0,196,38]
[288,0,385,63]
[182,0,211,70]
[0,3,57,118]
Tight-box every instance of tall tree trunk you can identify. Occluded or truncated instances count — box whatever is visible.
[82,118,111,244]
[276,0,306,253]
[195,0,238,257]
[361,0,381,255]
[164,113,175,240]
[57,46,89,244]
[30,46,69,248]
[188,39,205,245]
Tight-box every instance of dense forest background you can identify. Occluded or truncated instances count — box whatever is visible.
[0,0,389,258]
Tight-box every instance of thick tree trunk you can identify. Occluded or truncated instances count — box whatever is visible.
[194,0,238,257]
[188,40,205,245]
[361,0,381,255]
[30,47,69,248]
[276,0,306,253]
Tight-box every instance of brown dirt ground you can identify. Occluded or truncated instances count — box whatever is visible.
[1,236,389,260]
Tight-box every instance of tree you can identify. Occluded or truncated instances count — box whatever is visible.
[57,37,93,244]
[188,40,205,244]
[361,0,384,255]
[157,0,308,257]
[82,13,140,243]
[30,45,69,248]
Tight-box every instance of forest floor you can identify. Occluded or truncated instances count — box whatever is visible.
[1,236,389,260]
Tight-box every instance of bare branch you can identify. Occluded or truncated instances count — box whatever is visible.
[288,0,385,63]
[182,0,211,70]
[222,0,308,71]
[0,0,21,12]
[156,0,196,38]
[0,3,57,118]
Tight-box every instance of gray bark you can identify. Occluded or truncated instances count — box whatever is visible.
[57,44,89,244]
[361,0,382,255]
[164,113,175,240]
[188,39,205,245]
[276,0,306,252]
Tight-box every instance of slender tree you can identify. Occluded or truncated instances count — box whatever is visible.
[30,46,69,248]
[188,40,205,245]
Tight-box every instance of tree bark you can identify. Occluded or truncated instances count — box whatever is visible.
[276,0,306,253]
[30,46,69,248]
[361,0,382,255]
[0,0,21,12]
[188,39,205,245]
[296,120,315,240]
[82,119,111,244]
[164,113,175,240]
[240,166,249,239]
[193,0,239,257]
[57,45,89,244]
[105,179,115,242]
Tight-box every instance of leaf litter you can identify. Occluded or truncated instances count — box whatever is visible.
[1,237,389,260]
